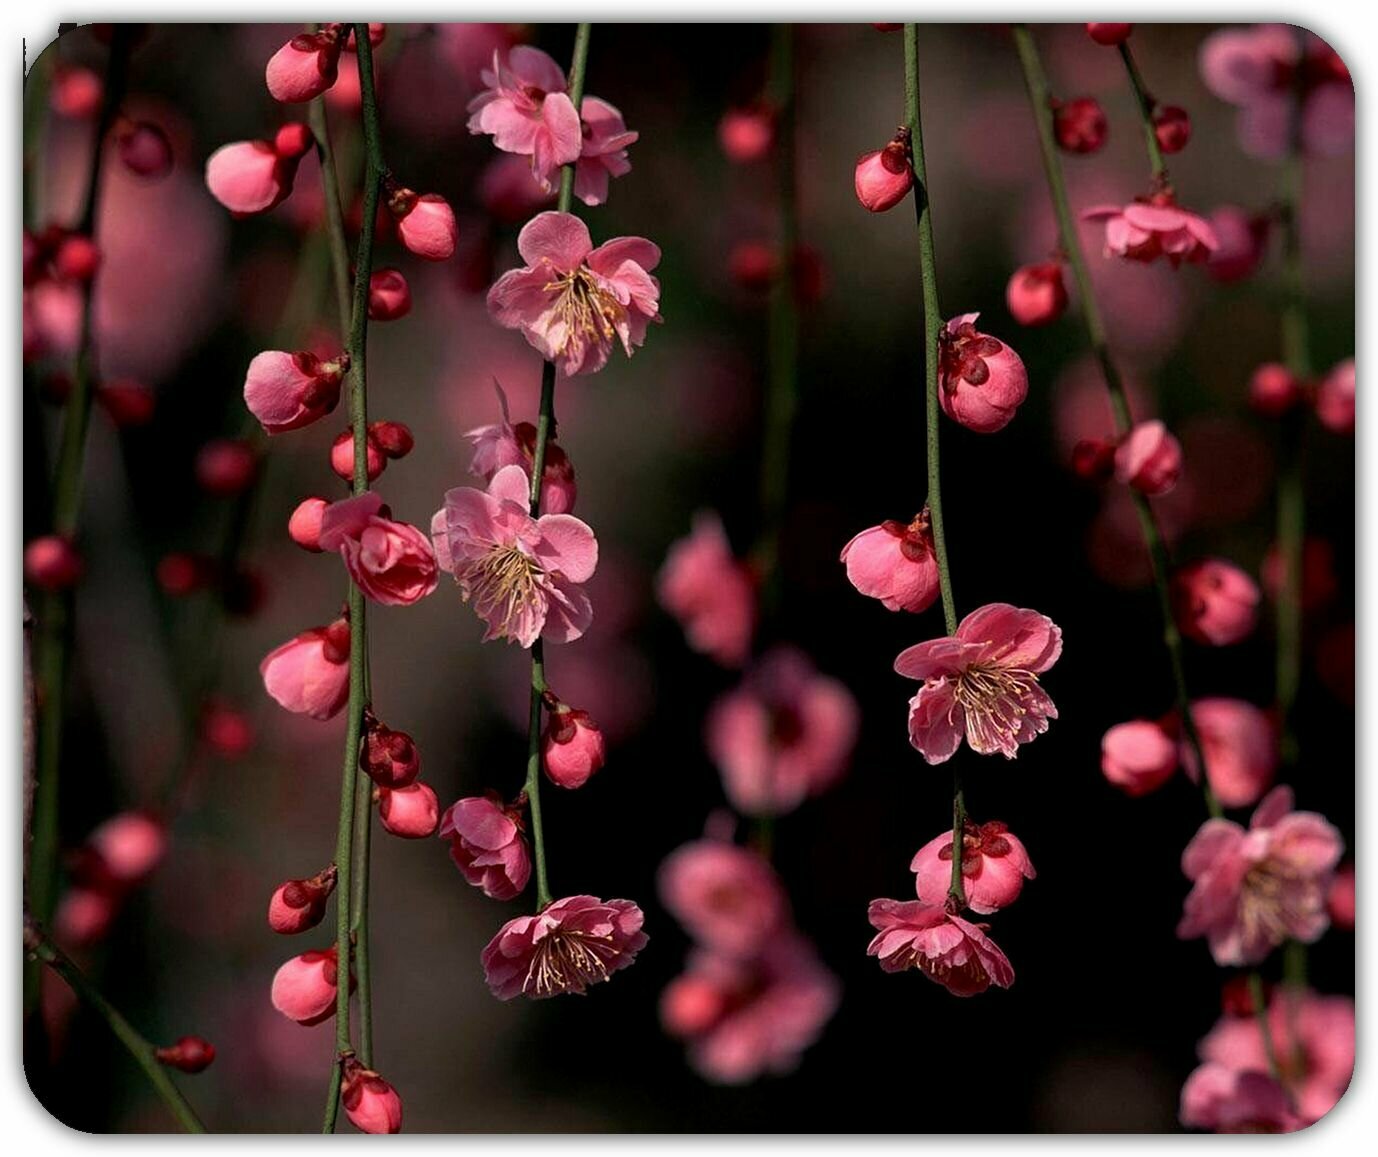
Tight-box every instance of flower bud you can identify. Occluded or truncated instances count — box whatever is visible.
[1153,105,1191,154]
[200,698,255,758]
[288,497,329,552]
[717,106,774,163]
[268,865,338,934]
[1315,358,1354,435]
[330,429,387,482]
[270,946,344,1025]
[1101,720,1178,796]
[155,1036,216,1073]
[661,975,726,1037]
[53,234,100,282]
[1180,698,1278,808]
[55,887,116,948]
[195,439,259,496]
[1086,23,1133,46]
[24,535,83,591]
[938,313,1028,433]
[368,420,414,459]
[341,1057,403,1134]
[260,618,351,720]
[388,188,457,261]
[1328,861,1355,931]
[273,122,313,159]
[96,378,155,426]
[360,718,421,789]
[50,64,103,118]
[1220,973,1269,1017]
[377,782,440,838]
[156,552,216,596]
[840,513,940,613]
[1114,420,1181,496]
[266,30,342,103]
[89,811,167,886]
[244,350,345,434]
[1071,438,1117,482]
[114,119,173,179]
[367,268,411,321]
[1248,363,1305,418]
[854,131,913,213]
[1172,558,1261,646]
[206,132,308,216]
[1053,97,1108,154]
[542,704,606,790]
[1005,261,1067,326]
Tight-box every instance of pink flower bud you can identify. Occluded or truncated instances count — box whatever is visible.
[840,513,939,613]
[341,1057,403,1134]
[388,189,457,261]
[1005,261,1068,326]
[911,819,1036,914]
[97,378,155,427]
[1328,861,1355,930]
[155,1036,216,1073]
[1172,558,1261,646]
[1153,105,1191,154]
[367,268,411,321]
[114,119,173,179]
[1101,720,1178,796]
[156,552,216,596]
[438,793,531,900]
[270,946,343,1025]
[50,64,103,118]
[244,350,345,434]
[288,497,329,552]
[938,313,1028,433]
[718,106,774,163]
[1053,97,1108,154]
[260,618,351,720]
[330,429,387,482]
[1315,358,1354,435]
[89,811,167,886]
[854,131,913,213]
[273,122,313,159]
[52,234,100,282]
[206,140,295,215]
[268,865,338,934]
[24,535,82,591]
[1248,363,1305,418]
[195,439,259,496]
[1180,698,1278,809]
[200,698,254,758]
[660,975,726,1037]
[367,420,414,459]
[360,718,421,789]
[1114,420,1182,495]
[266,30,342,103]
[377,782,440,839]
[55,887,116,948]
[542,705,606,789]
[1086,23,1133,46]
[1071,438,1117,482]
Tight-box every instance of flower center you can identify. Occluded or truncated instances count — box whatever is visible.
[544,266,626,354]
[527,927,616,996]
[939,324,1004,389]
[1239,860,1312,948]
[460,544,543,639]
[951,664,1040,755]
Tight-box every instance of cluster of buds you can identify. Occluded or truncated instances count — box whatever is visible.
[1072,418,1183,496]
[55,811,167,949]
[1249,358,1354,435]
[362,712,439,839]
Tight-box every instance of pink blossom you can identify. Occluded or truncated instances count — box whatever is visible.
[55,887,116,948]
[658,839,787,958]
[481,894,647,999]
[1181,698,1278,809]
[88,812,166,886]
[865,899,1015,997]
[574,96,638,207]
[266,29,343,103]
[1180,1064,1299,1133]
[1198,988,1354,1125]
[465,381,577,514]
[1178,785,1343,965]
[377,782,440,839]
[367,268,411,321]
[318,492,438,607]
[270,947,343,1025]
[466,46,582,190]
[24,535,82,591]
[1114,419,1182,495]
[205,124,313,215]
[938,313,1028,433]
[717,106,774,163]
[1006,261,1068,326]
[243,350,345,434]
[260,618,351,720]
[542,705,605,789]
[1172,558,1260,646]
[487,211,661,376]
[388,189,457,261]
[1083,199,1219,266]
[1248,362,1304,417]
[1315,357,1354,435]
[662,935,839,1084]
[706,648,858,817]
[854,132,913,213]
[1101,719,1179,797]
[911,820,1035,915]
[341,1058,403,1134]
[895,602,1061,763]
[840,512,939,613]
[431,464,598,647]
[657,512,756,667]
[439,793,531,901]
[196,439,258,496]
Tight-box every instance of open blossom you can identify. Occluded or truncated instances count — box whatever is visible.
[1101,719,1179,797]
[865,899,1014,997]
[270,947,344,1025]
[706,648,858,817]
[1084,198,1219,266]
[1172,558,1260,646]
[465,381,576,514]
[938,313,1028,433]
[341,1058,403,1134]
[488,211,661,376]
[658,839,787,958]
[205,123,313,215]
[1197,988,1354,1126]
[266,28,343,103]
[1181,697,1277,809]
[574,96,638,207]
[911,820,1035,915]
[1114,419,1182,495]
[662,935,839,1085]
[467,46,582,190]
[1180,1064,1299,1133]
[895,603,1061,763]
[317,492,438,607]
[1178,785,1343,966]
[481,894,647,1000]
[657,512,756,667]
[840,511,939,613]
[432,464,597,647]
[243,350,346,434]
[260,618,351,720]
[1315,357,1354,435]
[439,793,531,900]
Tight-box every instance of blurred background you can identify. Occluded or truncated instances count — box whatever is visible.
[22,22,1353,1132]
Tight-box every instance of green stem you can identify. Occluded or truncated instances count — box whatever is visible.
[1248,971,1283,1084]
[1012,25,1221,819]
[25,919,206,1132]
[1117,41,1168,184]
[308,93,355,336]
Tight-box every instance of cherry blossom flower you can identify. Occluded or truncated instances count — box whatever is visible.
[911,819,1036,915]
[718,105,774,162]
[86,812,166,887]
[260,618,351,720]
[840,511,940,613]
[487,211,661,377]
[706,648,858,816]
[154,1037,216,1074]
[1178,785,1343,965]
[1086,23,1133,46]
[1172,558,1260,645]
[439,793,531,901]
[574,96,638,206]
[1180,1064,1299,1133]
[242,349,346,434]
[1083,198,1219,266]
[385,187,457,261]
[270,947,345,1025]
[481,894,647,999]
[205,124,313,215]
[466,46,582,190]
[937,313,1028,433]
[268,868,337,935]
[377,783,440,839]
[854,130,913,213]
[894,603,1061,763]
[341,1058,403,1134]
[865,899,1015,996]
[266,28,343,104]
[1180,697,1278,809]
[465,381,577,514]
[542,703,605,789]
[318,492,439,607]
[658,839,787,958]
[1114,419,1182,495]
[1101,719,1179,797]
[657,512,756,667]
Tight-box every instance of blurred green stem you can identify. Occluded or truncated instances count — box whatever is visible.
[1012,25,1221,819]
[1117,41,1168,184]
[1248,971,1284,1085]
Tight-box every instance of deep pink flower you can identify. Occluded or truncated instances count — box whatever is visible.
[87,812,166,887]
[718,105,774,163]
[662,935,839,1084]
[465,381,577,514]
[466,46,583,190]
[911,820,1035,915]
[377,782,440,839]
[205,124,313,215]
[487,211,661,376]
[1198,988,1354,1125]
[481,894,647,999]
[431,463,597,647]
[260,618,351,720]
[1172,558,1260,646]
[542,704,605,789]
[1006,261,1068,326]
[243,350,345,434]
[270,947,343,1025]
[658,839,787,958]
[1101,719,1179,797]
[574,96,637,207]
[114,119,173,179]
[267,867,337,935]
[1180,1063,1299,1133]
[866,899,1015,996]
[439,793,531,901]
[895,602,1061,763]
[1153,105,1192,153]
[359,720,420,789]
[1315,357,1354,435]
[1052,97,1108,154]
[24,535,82,591]
[318,492,439,607]
[288,497,328,552]
[367,268,411,321]
[341,1058,403,1134]
[840,512,939,613]
[706,648,858,817]
[657,512,756,667]
[1178,785,1343,965]
[938,313,1028,433]
[854,131,913,213]
[1084,198,1219,266]
[387,188,457,261]
[1181,697,1278,809]
[1114,419,1182,495]
[266,29,343,104]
